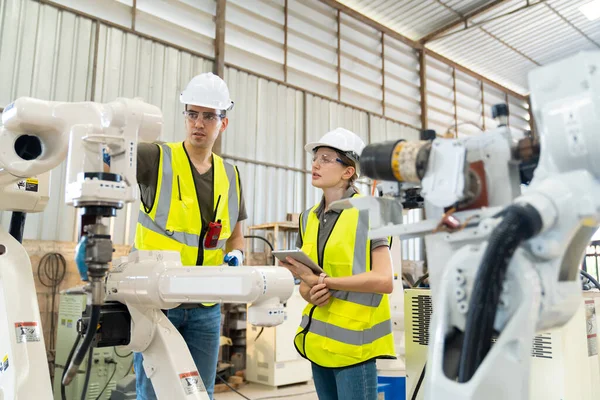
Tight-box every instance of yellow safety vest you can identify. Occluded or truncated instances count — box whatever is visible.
[134,142,241,267]
[293,197,395,368]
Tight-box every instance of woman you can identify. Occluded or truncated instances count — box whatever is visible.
[282,127,395,400]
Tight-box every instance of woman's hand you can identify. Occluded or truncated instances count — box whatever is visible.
[309,283,331,307]
[279,257,319,287]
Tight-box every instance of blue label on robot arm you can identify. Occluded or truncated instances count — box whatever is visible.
[75,236,89,281]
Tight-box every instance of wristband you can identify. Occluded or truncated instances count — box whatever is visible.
[318,272,327,285]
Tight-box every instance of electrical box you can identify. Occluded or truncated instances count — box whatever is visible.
[52,294,134,400]
[245,285,312,387]
[404,289,600,400]
[404,289,431,400]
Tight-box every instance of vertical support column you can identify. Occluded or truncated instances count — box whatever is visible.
[527,95,535,138]
[214,0,227,155]
[419,50,427,130]
[214,0,227,78]
[505,92,510,128]
[284,0,288,83]
[337,10,341,101]
[132,0,137,30]
[381,32,385,116]
[480,80,486,131]
[90,20,101,102]
[452,68,458,138]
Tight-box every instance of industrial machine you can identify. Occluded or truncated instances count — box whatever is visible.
[332,50,600,400]
[0,96,295,400]
[245,285,312,387]
[404,289,600,400]
[52,293,133,399]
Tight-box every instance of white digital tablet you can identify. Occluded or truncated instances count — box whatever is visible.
[272,249,324,275]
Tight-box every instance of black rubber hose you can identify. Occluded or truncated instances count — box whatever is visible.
[80,345,94,400]
[9,211,26,243]
[61,334,81,400]
[244,235,276,265]
[458,204,542,382]
[412,362,426,400]
[62,305,101,386]
[581,269,600,291]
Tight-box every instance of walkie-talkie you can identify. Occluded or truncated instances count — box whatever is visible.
[204,195,222,249]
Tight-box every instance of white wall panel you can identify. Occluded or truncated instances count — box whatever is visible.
[49,0,133,27]
[340,13,382,114]
[384,35,421,128]
[49,0,216,58]
[508,94,530,134]
[223,67,304,170]
[370,115,420,144]
[135,0,216,58]
[287,0,338,99]
[426,55,454,137]
[0,0,95,241]
[455,70,483,137]
[225,0,284,81]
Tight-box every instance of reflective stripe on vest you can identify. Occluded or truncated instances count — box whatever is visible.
[293,197,395,368]
[134,142,240,266]
[299,315,392,346]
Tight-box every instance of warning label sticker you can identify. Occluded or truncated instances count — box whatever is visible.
[15,178,39,192]
[0,354,8,375]
[585,300,598,357]
[179,371,205,395]
[15,322,41,343]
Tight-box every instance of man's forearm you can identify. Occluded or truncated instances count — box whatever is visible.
[226,234,244,253]
[226,221,245,253]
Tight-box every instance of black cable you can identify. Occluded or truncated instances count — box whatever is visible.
[94,362,117,400]
[61,334,81,400]
[254,327,265,342]
[114,346,133,358]
[244,235,276,265]
[217,374,252,400]
[458,204,542,383]
[413,273,429,288]
[9,211,26,243]
[581,269,600,291]
[412,362,426,400]
[63,305,101,386]
[81,345,94,400]
[37,252,67,379]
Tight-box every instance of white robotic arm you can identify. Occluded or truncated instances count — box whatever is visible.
[102,250,293,399]
[335,51,600,400]
[0,95,295,400]
[0,96,163,400]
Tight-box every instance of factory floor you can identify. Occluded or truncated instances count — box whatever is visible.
[214,380,318,400]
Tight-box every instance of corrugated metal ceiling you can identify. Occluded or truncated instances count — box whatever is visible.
[336,0,600,95]
[339,0,491,40]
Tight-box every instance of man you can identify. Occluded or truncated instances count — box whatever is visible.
[133,72,247,399]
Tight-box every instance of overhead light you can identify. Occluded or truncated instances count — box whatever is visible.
[580,0,600,21]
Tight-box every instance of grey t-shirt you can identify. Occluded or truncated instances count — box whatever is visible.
[137,142,248,235]
[296,187,389,265]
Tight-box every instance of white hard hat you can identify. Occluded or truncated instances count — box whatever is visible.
[305,127,366,175]
[180,72,234,111]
